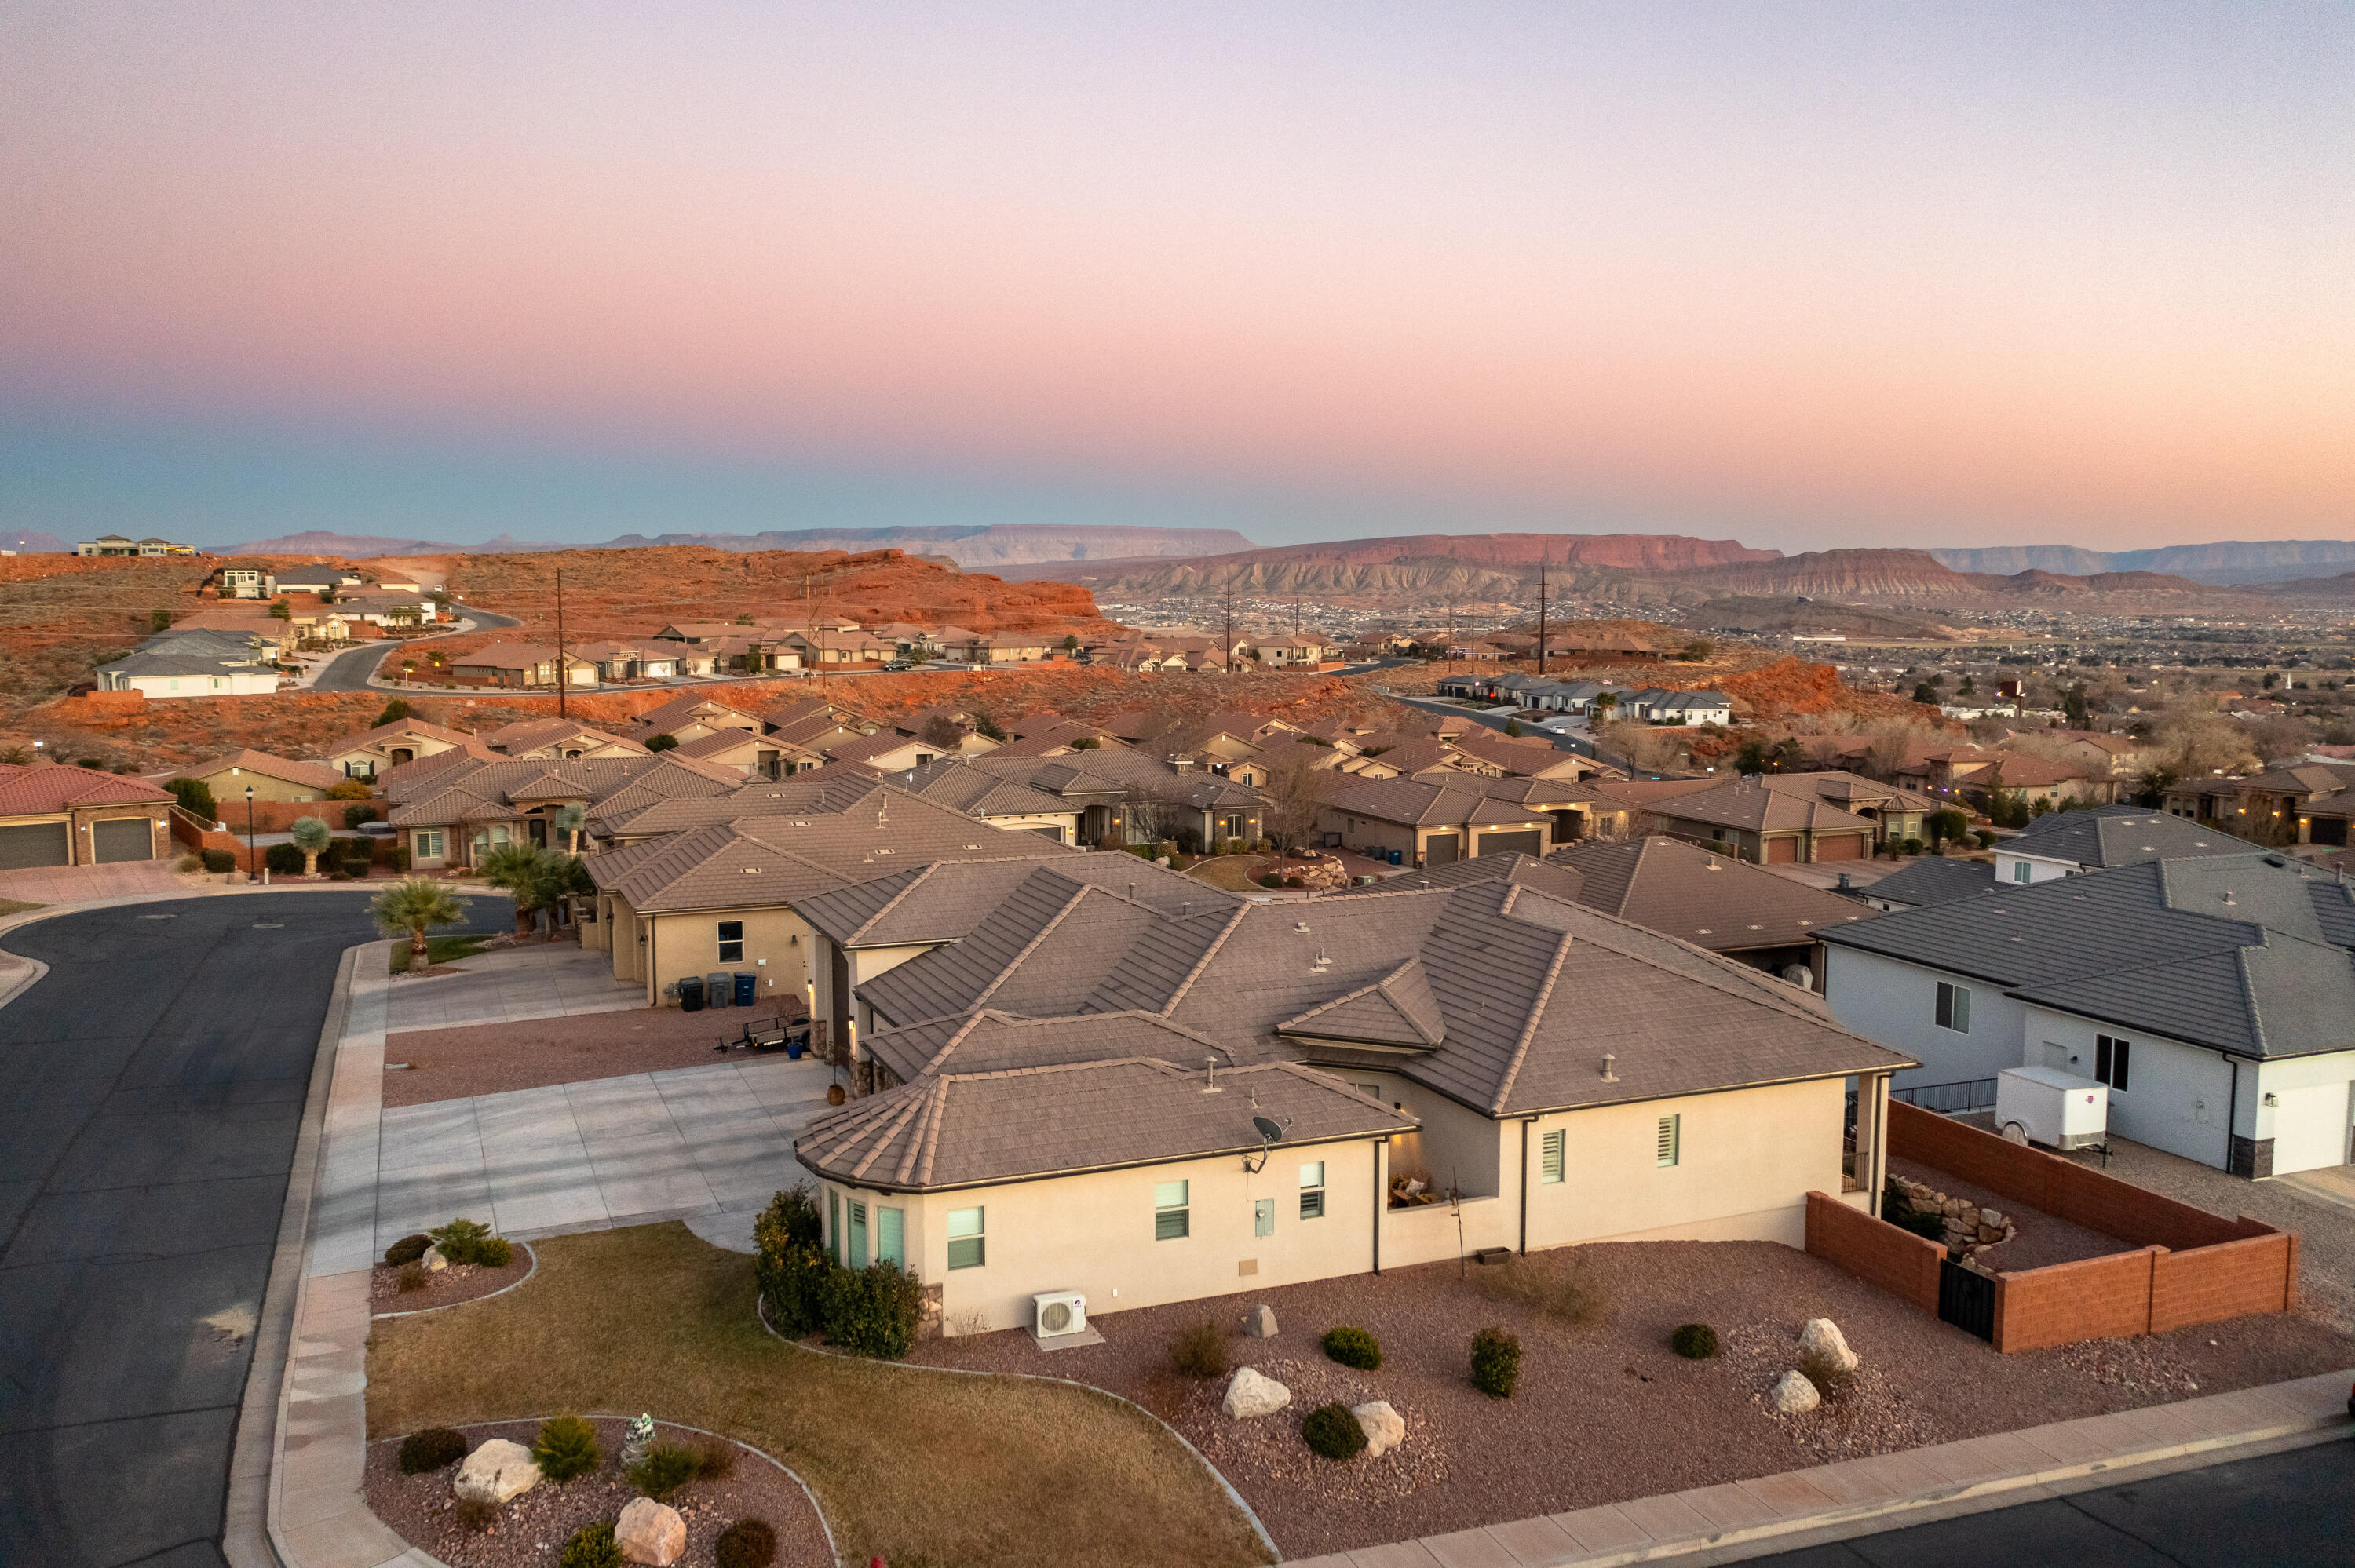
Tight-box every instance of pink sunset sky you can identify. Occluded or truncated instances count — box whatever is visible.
[1,2,2349,551]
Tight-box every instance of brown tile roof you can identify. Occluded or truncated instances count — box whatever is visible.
[174,748,341,793]
[478,717,647,756]
[1647,779,1877,835]
[794,849,1218,949]
[1326,775,1551,829]
[622,691,769,738]
[1542,837,1873,952]
[323,717,473,760]
[0,764,173,815]
[882,757,1084,821]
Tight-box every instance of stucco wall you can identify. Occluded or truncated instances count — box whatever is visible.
[2253,1049,2355,1175]
[648,906,812,1009]
[1822,946,2026,1089]
[2020,1005,2237,1169]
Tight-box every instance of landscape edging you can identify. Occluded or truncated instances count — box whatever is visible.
[367,1238,539,1319]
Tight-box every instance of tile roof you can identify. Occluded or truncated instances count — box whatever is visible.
[1859,855,1997,909]
[794,848,1219,948]
[174,749,341,792]
[323,717,474,760]
[967,749,1265,809]
[1327,776,1552,828]
[0,764,173,815]
[479,717,648,756]
[1648,779,1877,835]
[878,757,1084,820]
[621,691,769,738]
[2006,805,2262,868]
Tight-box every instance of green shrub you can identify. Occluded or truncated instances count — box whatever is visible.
[645,732,679,751]
[1470,1326,1521,1398]
[397,1427,468,1474]
[1259,873,1284,888]
[559,1522,624,1568]
[827,1259,926,1358]
[429,1217,512,1267]
[1169,1321,1228,1379]
[165,777,218,822]
[1670,1323,1719,1360]
[382,1233,432,1267]
[1321,1326,1382,1370]
[715,1519,777,1568]
[345,804,379,826]
[531,1413,601,1482]
[766,1184,825,1245]
[753,1189,831,1335]
[200,848,236,873]
[263,842,305,874]
[1300,1402,1367,1460]
[389,847,411,872]
[626,1442,703,1502]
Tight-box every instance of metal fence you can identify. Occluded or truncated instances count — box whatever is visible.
[1891,1078,1999,1114]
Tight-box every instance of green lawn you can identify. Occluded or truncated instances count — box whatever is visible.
[367,1223,1269,1568]
[389,933,492,973]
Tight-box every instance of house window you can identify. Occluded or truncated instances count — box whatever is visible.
[2013,862,2032,884]
[2095,1035,2132,1093]
[1656,1114,1681,1168]
[827,1190,841,1265]
[413,830,444,859]
[717,920,744,963]
[1540,1129,1566,1184]
[877,1207,904,1268]
[846,1201,867,1268]
[1154,1180,1190,1240]
[1935,981,1971,1034]
[1299,1161,1325,1220]
[947,1206,985,1269]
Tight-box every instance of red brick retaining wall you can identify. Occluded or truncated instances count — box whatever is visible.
[1804,1191,1943,1313]
[2152,1232,2299,1331]
[1995,1249,2161,1353]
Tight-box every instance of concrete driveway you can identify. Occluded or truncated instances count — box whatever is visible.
[386,944,644,1033]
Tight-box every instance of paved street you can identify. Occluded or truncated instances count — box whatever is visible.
[307,606,520,691]
[0,892,491,1568]
[1749,1438,2355,1567]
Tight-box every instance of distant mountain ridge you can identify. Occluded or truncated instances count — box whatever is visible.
[1930,539,2355,585]
[207,523,1254,568]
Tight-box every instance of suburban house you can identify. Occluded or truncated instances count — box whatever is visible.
[1643,777,1879,864]
[96,626,285,698]
[325,717,475,781]
[1820,850,2355,1178]
[585,784,1083,1005]
[1614,688,1736,726]
[874,757,1084,844]
[966,751,1266,850]
[1243,633,1331,666]
[385,751,740,870]
[1917,747,2116,811]
[2162,763,2355,849]
[623,693,769,749]
[2002,730,2148,778]
[1992,806,2261,886]
[218,567,275,599]
[1320,775,1561,866]
[794,858,1911,1331]
[478,718,652,760]
[1532,837,1871,983]
[166,748,344,804]
[268,568,366,596]
[78,534,195,556]
[0,764,175,869]
[932,627,1051,665]
[823,726,998,774]
[666,727,794,780]
[447,643,599,689]
[1849,856,1995,913]
[575,641,686,682]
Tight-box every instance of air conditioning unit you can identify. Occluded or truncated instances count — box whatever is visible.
[1031,1289,1088,1340]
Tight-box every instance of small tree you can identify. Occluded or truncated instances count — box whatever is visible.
[645,733,678,752]
[327,777,374,800]
[268,599,291,622]
[1590,692,1617,724]
[1681,638,1713,662]
[2061,683,2090,729]
[1061,634,1080,652]
[1926,808,1970,850]
[150,607,173,633]
[555,803,586,855]
[290,815,333,877]
[1260,745,1336,856]
[736,612,756,625]
[164,777,217,822]
[918,714,964,752]
[373,698,414,727]
[371,878,470,968]
[480,842,565,935]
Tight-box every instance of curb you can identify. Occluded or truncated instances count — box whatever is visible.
[754,1292,1283,1564]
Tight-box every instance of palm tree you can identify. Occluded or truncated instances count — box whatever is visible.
[554,804,586,855]
[478,842,550,936]
[371,878,470,968]
[289,815,333,877]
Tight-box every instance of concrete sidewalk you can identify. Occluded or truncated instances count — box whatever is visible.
[1281,1370,2354,1567]
[0,857,195,906]
[385,944,645,1033]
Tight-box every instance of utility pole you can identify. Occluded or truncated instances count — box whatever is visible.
[1223,577,1235,675]
[554,567,568,717]
[1536,560,1549,677]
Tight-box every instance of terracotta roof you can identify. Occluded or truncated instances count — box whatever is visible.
[1326,776,1550,829]
[448,641,593,670]
[323,717,473,760]
[175,749,341,793]
[0,764,173,815]
[623,691,769,738]
[1648,779,1877,835]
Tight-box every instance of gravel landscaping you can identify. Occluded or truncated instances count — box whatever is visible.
[1886,1155,2127,1271]
[371,1242,535,1315]
[908,1238,2355,1559]
[382,1001,807,1107]
[364,1416,830,1567]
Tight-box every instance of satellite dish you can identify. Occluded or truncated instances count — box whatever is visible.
[1252,1115,1286,1144]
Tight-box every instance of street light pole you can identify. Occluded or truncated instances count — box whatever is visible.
[245,785,257,883]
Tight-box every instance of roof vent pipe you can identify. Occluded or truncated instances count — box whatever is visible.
[1601,1052,1618,1081]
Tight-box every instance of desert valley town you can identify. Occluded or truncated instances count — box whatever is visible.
[3,7,2352,1568]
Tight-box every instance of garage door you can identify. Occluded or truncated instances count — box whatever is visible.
[1425,833,1461,865]
[92,817,156,863]
[1765,836,1798,863]
[2270,1081,2352,1174]
[0,821,71,870]
[1813,834,1867,862]
[1481,830,1544,858]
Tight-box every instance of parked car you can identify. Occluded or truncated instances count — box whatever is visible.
[882,659,914,671]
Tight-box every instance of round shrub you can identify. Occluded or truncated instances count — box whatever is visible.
[382,1234,432,1267]
[1259,873,1284,888]
[559,1522,624,1568]
[1321,1326,1382,1371]
[397,1427,467,1474]
[1169,1321,1228,1380]
[1300,1402,1367,1461]
[715,1519,777,1568]
[1670,1323,1719,1360]
[532,1413,602,1482]
[626,1442,703,1502]
[200,848,236,873]
[1470,1326,1521,1399]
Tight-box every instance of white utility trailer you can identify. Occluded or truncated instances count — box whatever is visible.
[1995,1066,2109,1151]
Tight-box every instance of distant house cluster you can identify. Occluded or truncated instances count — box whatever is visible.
[75,534,196,557]
[1437,671,1732,726]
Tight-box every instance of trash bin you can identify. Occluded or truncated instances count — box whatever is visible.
[1389,848,1403,866]
[677,975,705,1012]
[706,971,732,1009]
[734,972,758,1008]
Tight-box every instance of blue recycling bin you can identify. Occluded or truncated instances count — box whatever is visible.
[734,972,758,1008]
[1389,848,1403,866]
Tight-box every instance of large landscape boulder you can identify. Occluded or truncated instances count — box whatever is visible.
[1242,1304,1280,1338]
[1798,1318,1858,1373]
[1353,1400,1405,1458]
[1769,1370,1820,1415]
[452,1438,541,1503]
[616,1497,688,1565]
[1222,1366,1292,1419]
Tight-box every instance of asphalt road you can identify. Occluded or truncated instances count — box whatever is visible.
[1751,1439,2355,1567]
[0,893,491,1567]
[308,605,520,691]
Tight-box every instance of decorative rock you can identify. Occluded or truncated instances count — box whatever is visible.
[1981,1209,2006,1230]
[1353,1400,1406,1458]
[452,1438,541,1503]
[615,1497,687,1566]
[1798,1318,1858,1373]
[1242,1304,1280,1339]
[1221,1366,1292,1419]
[421,1245,449,1273]
[1769,1370,1821,1414]
[1977,1223,2005,1243]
